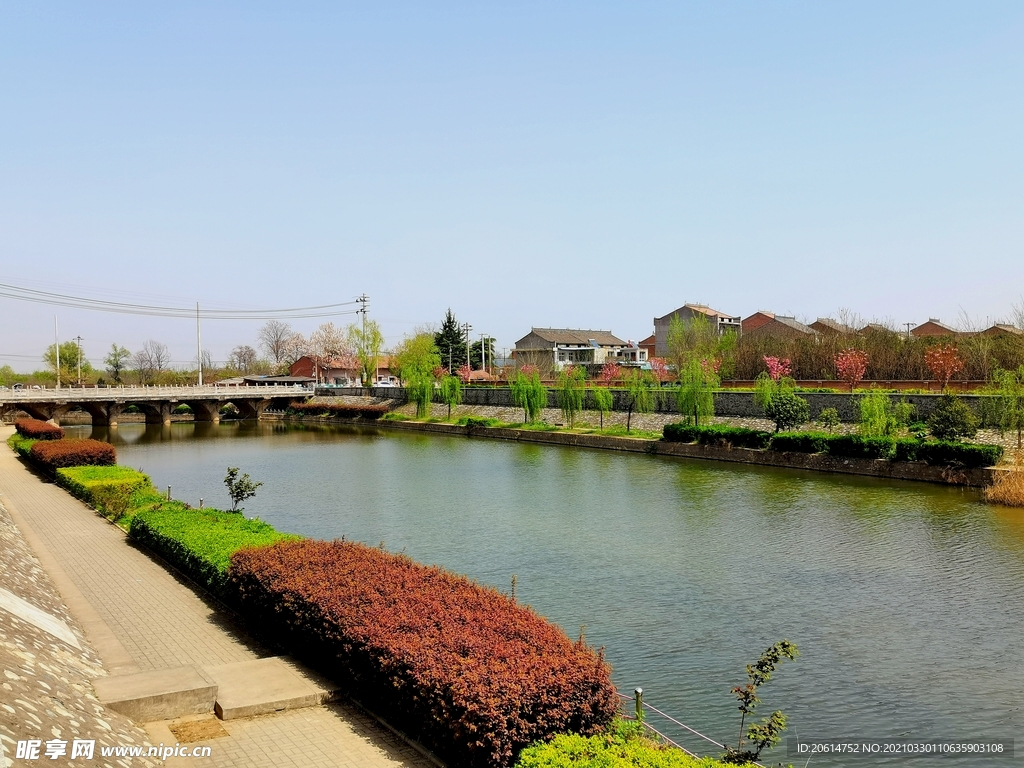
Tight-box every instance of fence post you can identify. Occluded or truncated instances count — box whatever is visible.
[166,486,171,500]
[634,687,644,722]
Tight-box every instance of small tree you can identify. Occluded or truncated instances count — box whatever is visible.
[835,348,869,392]
[598,361,621,385]
[676,358,717,427]
[511,368,547,423]
[925,344,964,393]
[590,386,613,429]
[438,374,463,419]
[623,368,657,433]
[649,357,670,383]
[928,394,978,440]
[457,363,473,384]
[762,356,791,382]
[556,365,586,428]
[224,467,263,513]
[755,373,809,432]
[724,640,799,765]
[818,407,841,432]
[993,366,1024,449]
[104,344,131,383]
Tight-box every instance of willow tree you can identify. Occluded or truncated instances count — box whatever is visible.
[623,368,657,433]
[590,386,614,429]
[676,358,717,427]
[556,365,586,428]
[511,368,547,423]
[348,319,385,386]
[994,365,1024,449]
[439,374,463,419]
[391,332,441,417]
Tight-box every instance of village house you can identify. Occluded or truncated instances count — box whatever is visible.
[741,313,817,339]
[513,328,642,370]
[809,317,856,335]
[910,319,959,338]
[289,355,396,386]
[652,304,741,357]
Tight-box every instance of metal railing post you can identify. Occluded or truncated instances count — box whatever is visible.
[635,687,644,722]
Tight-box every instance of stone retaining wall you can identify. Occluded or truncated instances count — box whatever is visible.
[319,386,989,422]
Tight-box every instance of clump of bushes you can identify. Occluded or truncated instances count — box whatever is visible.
[30,439,116,472]
[229,539,618,768]
[288,402,389,419]
[130,507,299,595]
[514,719,726,768]
[57,466,153,521]
[14,418,65,440]
[769,432,831,454]
[456,415,505,428]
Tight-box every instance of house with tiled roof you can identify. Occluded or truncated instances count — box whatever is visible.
[911,319,959,338]
[652,304,741,357]
[514,328,638,369]
[981,324,1024,337]
[809,317,856,335]
[742,313,817,339]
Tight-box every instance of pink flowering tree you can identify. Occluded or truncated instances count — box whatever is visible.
[432,365,447,381]
[598,362,621,385]
[457,363,473,384]
[701,358,722,377]
[762,356,792,382]
[649,357,670,383]
[925,345,964,392]
[834,349,868,392]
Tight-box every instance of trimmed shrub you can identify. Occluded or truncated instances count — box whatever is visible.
[826,435,896,460]
[288,402,389,419]
[130,507,299,595]
[769,432,830,453]
[514,719,726,768]
[7,433,37,458]
[662,424,771,449]
[30,439,116,472]
[229,539,618,768]
[14,418,64,440]
[893,438,923,463]
[56,466,153,521]
[457,415,504,427]
[918,441,1003,468]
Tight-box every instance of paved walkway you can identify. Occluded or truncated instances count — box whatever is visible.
[0,425,435,768]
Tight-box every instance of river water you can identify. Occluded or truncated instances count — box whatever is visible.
[72,422,1023,766]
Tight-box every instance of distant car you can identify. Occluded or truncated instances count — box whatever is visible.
[12,383,24,390]
[375,381,397,388]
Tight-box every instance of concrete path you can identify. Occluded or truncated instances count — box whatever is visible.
[0,425,435,768]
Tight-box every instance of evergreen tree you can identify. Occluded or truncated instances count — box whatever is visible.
[434,309,468,373]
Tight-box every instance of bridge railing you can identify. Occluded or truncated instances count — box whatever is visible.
[0,384,313,402]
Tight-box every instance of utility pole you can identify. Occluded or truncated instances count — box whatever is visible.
[356,294,370,385]
[904,322,913,340]
[54,316,60,389]
[74,336,83,386]
[197,303,204,386]
[479,333,487,372]
[463,322,472,372]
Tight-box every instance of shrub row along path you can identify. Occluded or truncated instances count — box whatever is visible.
[0,425,434,768]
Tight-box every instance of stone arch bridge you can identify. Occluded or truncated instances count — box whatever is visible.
[0,385,307,426]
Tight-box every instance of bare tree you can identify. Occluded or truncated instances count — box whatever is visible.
[258,320,294,365]
[131,340,170,384]
[228,345,259,373]
[282,332,309,367]
[309,323,356,381]
[1011,297,1024,331]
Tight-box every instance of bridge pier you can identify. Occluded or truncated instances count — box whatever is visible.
[81,402,125,427]
[140,402,174,426]
[188,401,221,423]
[234,399,271,420]
[18,402,72,424]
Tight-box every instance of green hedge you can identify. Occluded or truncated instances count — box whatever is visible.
[7,433,37,458]
[662,424,771,449]
[515,720,727,767]
[769,431,830,453]
[918,441,1003,468]
[824,435,896,460]
[129,507,300,595]
[56,466,153,522]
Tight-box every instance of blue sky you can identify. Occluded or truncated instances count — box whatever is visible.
[2,2,1023,370]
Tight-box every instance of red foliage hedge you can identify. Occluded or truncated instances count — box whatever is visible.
[229,540,618,767]
[14,418,65,440]
[289,402,389,419]
[30,439,117,472]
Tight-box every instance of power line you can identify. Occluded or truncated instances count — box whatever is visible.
[0,282,361,320]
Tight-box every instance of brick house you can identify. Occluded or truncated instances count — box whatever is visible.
[742,314,817,339]
[910,319,959,338]
[653,304,741,357]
